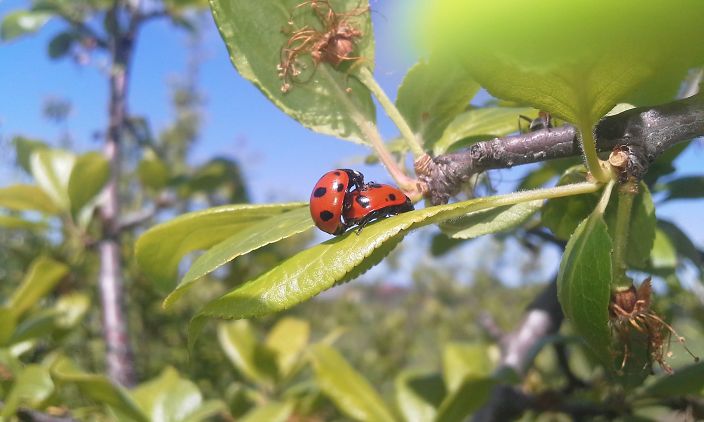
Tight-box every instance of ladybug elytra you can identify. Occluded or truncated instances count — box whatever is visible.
[309,169,365,235]
[343,183,414,233]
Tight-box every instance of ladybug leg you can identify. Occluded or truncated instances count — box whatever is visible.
[354,210,383,235]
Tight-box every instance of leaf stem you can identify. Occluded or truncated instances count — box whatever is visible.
[357,67,425,157]
[594,180,615,215]
[611,182,637,289]
[577,122,610,183]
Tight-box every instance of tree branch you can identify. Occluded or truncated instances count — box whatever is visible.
[473,280,566,422]
[420,93,704,205]
[0,401,77,422]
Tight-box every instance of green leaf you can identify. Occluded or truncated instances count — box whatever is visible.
[132,366,209,422]
[0,184,60,214]
[441,200,541,239]
[12,136,47,173]
[396,58,480,149]
[1,364,54,418]
[434,377,495,422]
[309,344,397,422]
[135,202,306,291]
[30,149,76,212]
[191,183,599,326]
[218,321,278,386]
[209,0,375,143]
[644,361,704,397]
[182,400,227,422]
[518,158,578,190]
[138,150,170,191]
[68,151,110,217]
[51,356,149,422]
[1,10,53,41]
[604,183,655,268]
[656,220,702,268]
[394,371,445,422]
[7,256,69,320]
[557,212,613,368]
[164,206,313,308]
[433,107,535,155]
[265,317,310,378]
[239,401,293,422]
[0,307,16,344]
[48,30,76,59]
[423,0,704,128]
[0,215,47,230]
[53,293,91,331]
[9,309,60,344]
[660,176,704,201]
[442,343,493,393]
[650,227,677,270]
[542,167,599,240]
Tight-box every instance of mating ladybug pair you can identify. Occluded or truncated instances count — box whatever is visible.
[310,169,414,235]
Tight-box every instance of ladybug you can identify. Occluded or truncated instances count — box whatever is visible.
[343,183,414,233]
[310,169,365,235]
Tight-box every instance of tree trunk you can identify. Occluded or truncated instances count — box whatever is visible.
[98,32,136,387]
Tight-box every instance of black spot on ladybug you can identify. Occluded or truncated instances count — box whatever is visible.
[388,193,396,201]
[334,171,341,176]
[319,210,334,221]
[313,187,327,197]
[334,182,345,192]
[356,195,370,208]
[368,183,381,188]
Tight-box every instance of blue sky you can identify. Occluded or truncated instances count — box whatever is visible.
[1,0,702,255]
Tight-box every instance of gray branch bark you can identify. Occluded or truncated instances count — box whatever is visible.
[97,0,137,387]
[421,93,704,205]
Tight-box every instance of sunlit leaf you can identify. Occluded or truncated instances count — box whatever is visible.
[12,136,47,173]
[265,317,310,378]
[310,344,397,422]
[557,211,613,368]
[441,200,541,239]
[239,401,293,422]
[0,184,60,214]
[30,149,76,212]
[423,0,704,128]
[0,215,47,230]
[51,356,149,422]
[396,58,479,148]
[164,207,313,308]
[218,321,278,387]
[1,10,53,41]
[442,343,493,393]
[435,377,494,422]
[209,0,375,143]
[603,183,655,268]
[190,183,599,333]
[138,150,170,191]
[135,202,306,291]
[433,107,535,154]
[395,371,444,422]
[132,366,212,422]
[67,151,109,217]
[7,256,69,320]
[1,365,53,418]
[650,227,677,270]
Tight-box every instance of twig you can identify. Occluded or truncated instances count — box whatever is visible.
[421,93,704,204]
[0,401,77,422]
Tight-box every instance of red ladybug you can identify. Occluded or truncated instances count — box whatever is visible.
[343,183,414,233]
[310,169,365,235]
